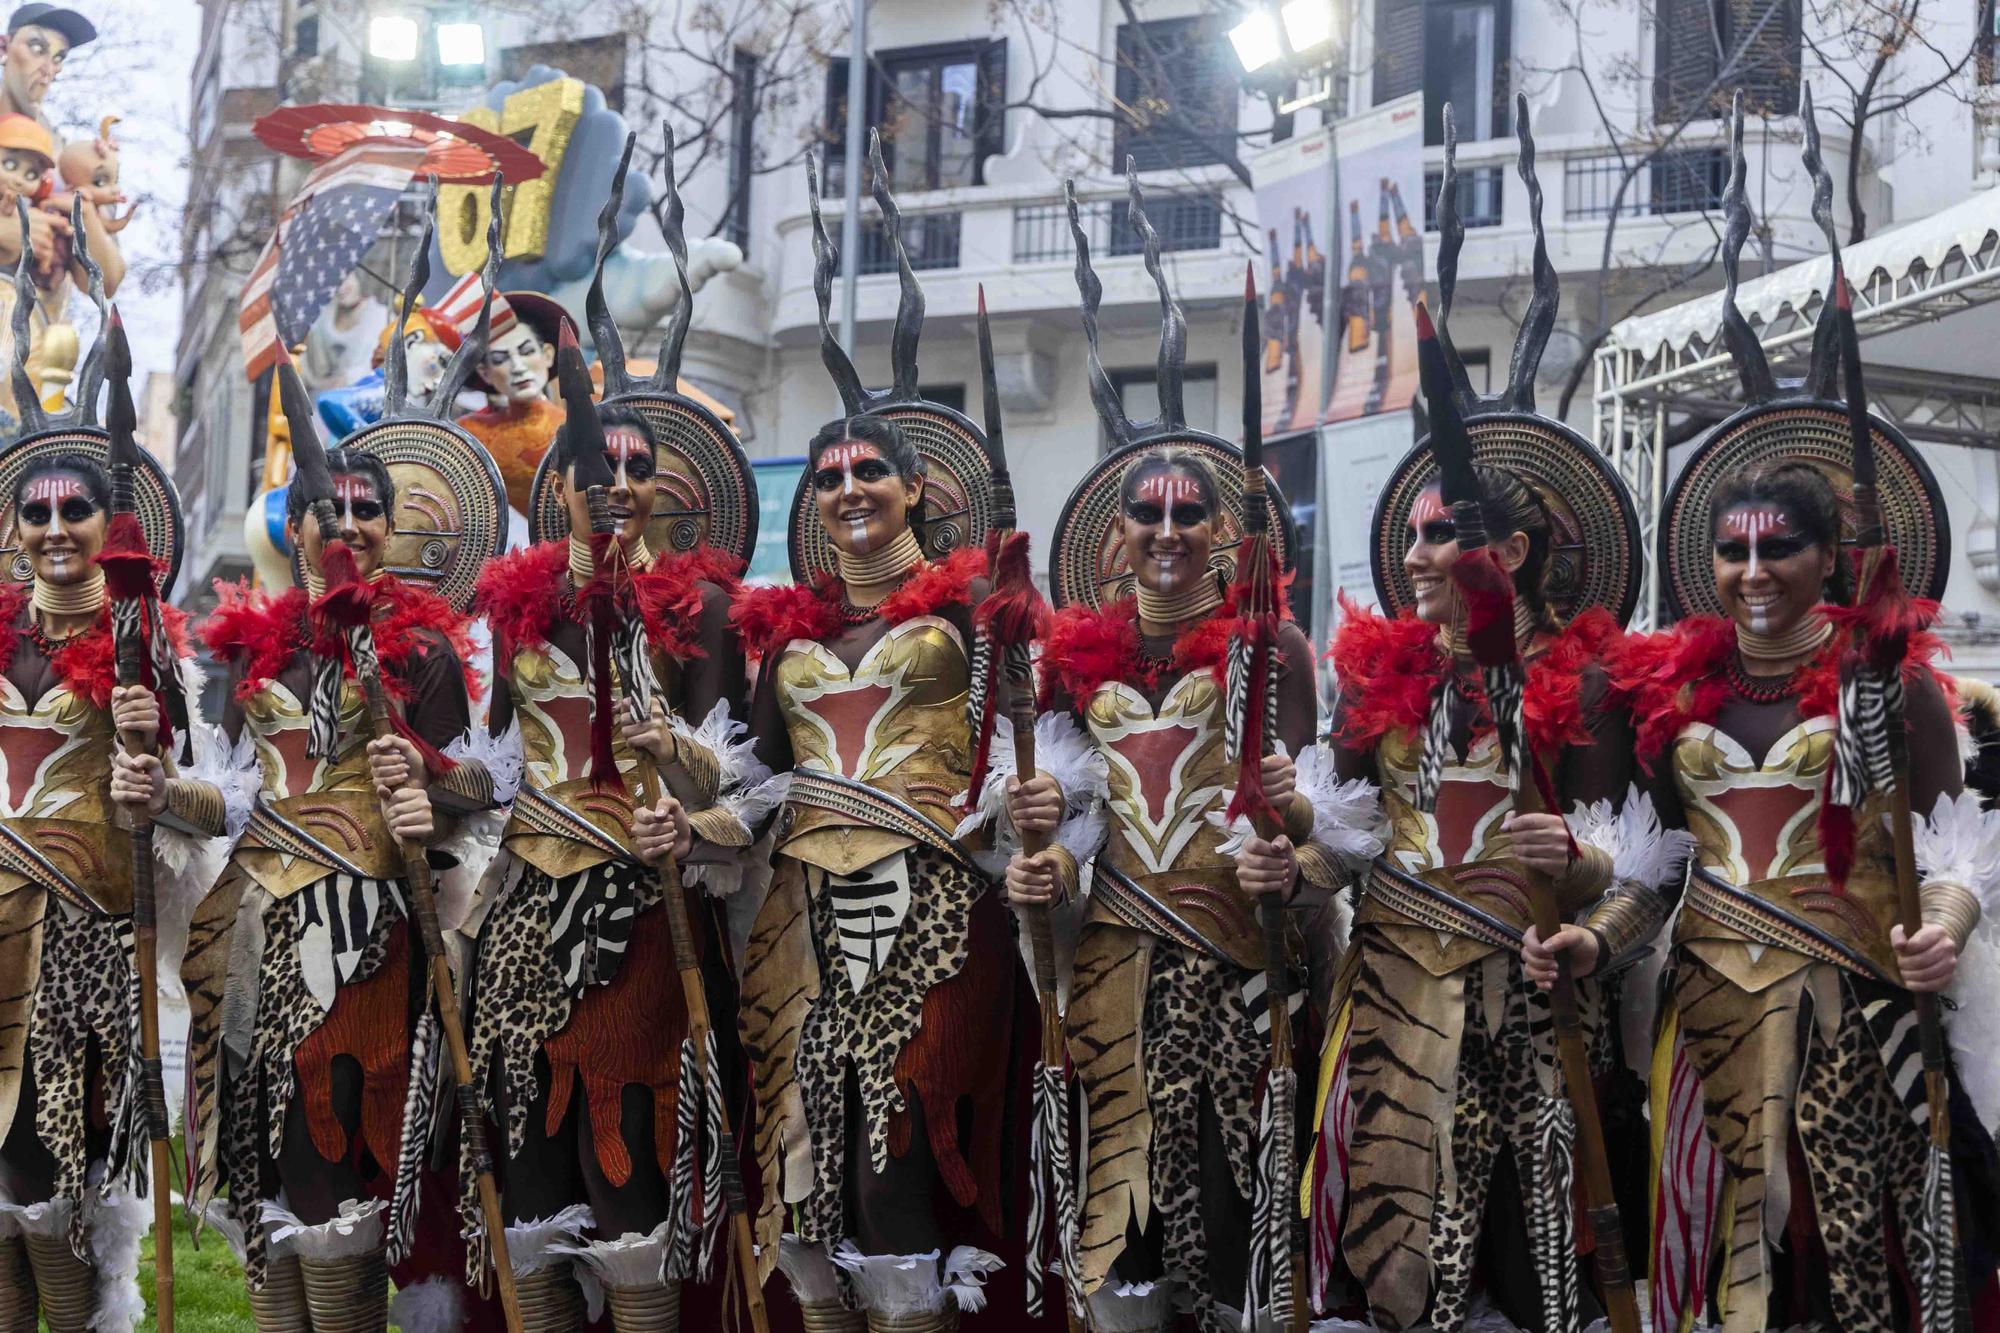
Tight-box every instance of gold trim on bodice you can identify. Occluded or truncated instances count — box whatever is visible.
[1083,670,1267,969]
[500,639,679,879]
[1671,717,1903,986]
[0,672,127,913]
[773,615,970,873]
[233,677,402,896]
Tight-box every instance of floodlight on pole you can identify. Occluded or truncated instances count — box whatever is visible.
[1281,0,1334,55]
[1228,9,1284,73]
[367,14,420,61]
[436,22,485,67]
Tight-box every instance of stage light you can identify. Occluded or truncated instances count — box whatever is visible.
[1281,0,1334,54]
[436,22,484,67]
[1229,10,1283,73]
[367,14,419,61]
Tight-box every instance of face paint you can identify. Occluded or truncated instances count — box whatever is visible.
[819,441,883,551]
[1129,472,1205,585]
[1410,488,1448,531]
[605,427,648,491]
[332,473,380,531]
[1718,504,1796,632]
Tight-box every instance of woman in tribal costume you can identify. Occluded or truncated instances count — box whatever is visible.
[1306,100,1685,1333]
[1625,99,2000,1333]
[993,441,1375,1333]
[152,447,479,1333]
[733,409,1020,1332]
[461,392,764,1331]
[0,445,227,1333]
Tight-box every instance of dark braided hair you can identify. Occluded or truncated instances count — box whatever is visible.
[1710,461,1851,604]
[1474,464,1557,623]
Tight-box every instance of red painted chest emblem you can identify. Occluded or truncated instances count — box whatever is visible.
[0,723,67,812]
[1105,723,1201,825]
[797,682,896,778]
[1709,784,1816,879]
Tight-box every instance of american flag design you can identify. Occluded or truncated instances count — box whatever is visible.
[431,269,515,338]
[238,142,431,381]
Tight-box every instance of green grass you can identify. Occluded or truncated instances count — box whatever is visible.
[135,1220,251,1333]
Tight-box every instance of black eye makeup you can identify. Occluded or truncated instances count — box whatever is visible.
[811,458,894,491]
[1413,519,1457,545]
[346,500,386,522]
[20,497,99,525]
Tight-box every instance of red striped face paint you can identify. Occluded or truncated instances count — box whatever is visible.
[606,427,648,490]
[331,473,381,530]
[1131,473,1200,513]
[1716,503,1800,633]
[19,474,93,536]
[1717,505,1794,579]
[812,442,889,551]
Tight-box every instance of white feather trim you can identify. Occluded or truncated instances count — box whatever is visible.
[389,1275,465,1333]
[1914,790,2000,910]
[672,698,768,795]
[775,1233,843,1304]
[263,1198,385,1261]
[1568,786,1696,892]
[152,714,255,995]
[86,1187,149,1333]
[199,1199,249,1263]
[684,772,793,898]
[0,1196,70,1237]
[942,1246,1004,1314]
[1092,1280,1177,1332]
[501,1204,593,1277]
[1951,922,2000,1135]
[954,712,1111,866]
[1294,745,1388,866]
[557,1219,670,1291]
[830,1241,946,1316]
[444,717,524,808]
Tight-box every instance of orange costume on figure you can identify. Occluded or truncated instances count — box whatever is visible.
[445,283,570,514]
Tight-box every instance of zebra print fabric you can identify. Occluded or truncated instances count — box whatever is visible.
[1415,678,1453,813]
[1833,663,1903,808]
[546,861,643,993]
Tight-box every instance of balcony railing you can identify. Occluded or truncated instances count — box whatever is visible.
[843,212,963,276]
[1013,193,1224,263]
[1422,165,1504,231]
[1563,147,1729,221]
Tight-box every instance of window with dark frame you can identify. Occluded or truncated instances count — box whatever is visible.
[294,13,318,58]
[1654,0,1800,121]
[1113,17,1240,172]
[1105,365,1219,451]
[1983,0,2000,83]
[824,40,1007,193]
[725,48,757,255]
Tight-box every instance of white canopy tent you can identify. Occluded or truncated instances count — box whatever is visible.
[1593,187,2000,628]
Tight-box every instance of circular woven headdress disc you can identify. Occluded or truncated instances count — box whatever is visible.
[1659,399,1948,622]
[1049,432,1295,611]
[530,390,759,564]
[295,416,505,614]
[788,401,994,584]
[0,427,183,593]
[1372,413,1642,626]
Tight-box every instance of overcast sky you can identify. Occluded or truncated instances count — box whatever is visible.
[44,0,200,394]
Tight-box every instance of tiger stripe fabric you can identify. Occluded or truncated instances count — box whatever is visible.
[738,857,820,1283]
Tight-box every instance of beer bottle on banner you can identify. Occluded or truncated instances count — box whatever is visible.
[1389,181,1418,241]
[1302,206,1326,321]
[1388,180,1425,301]
[1345,199,1370,353]
[1264,227,1287,373]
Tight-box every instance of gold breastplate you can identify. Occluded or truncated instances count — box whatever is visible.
[234,677,401,897]
[0,676,127,914]
[1377,727,1518,873]
[1672,717,1901,983]
[500,641,648,878]
[774,616,970,864]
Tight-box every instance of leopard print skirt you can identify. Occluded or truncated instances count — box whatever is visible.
[28,900,142,1259]
[794,846,982,1248]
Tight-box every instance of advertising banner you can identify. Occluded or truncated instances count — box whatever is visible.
[1324,93,1425,424]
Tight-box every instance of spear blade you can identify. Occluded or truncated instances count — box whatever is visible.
[555,320,612,495]
[975,285,1016,533]
[277,358,334,511]
[104,308,140,505]
[1836,268,1883,547]
[1240,263,1268,539]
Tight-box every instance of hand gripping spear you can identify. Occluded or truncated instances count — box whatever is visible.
[99,310,175,1331]
[1226,266,1306,1333]
[1829,272,1966,1333]
[551,326,770,1333]
[963,286,1085,1329]
[1414,301,1639,1333]
[274,361,525,1333]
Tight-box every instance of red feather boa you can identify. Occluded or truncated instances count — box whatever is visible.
[0,581,192,711]
[204,575,482,706]
[1039,595,1245,707]
[1610,611,1951,887]
[730,547,987,661]
[1607,613,1951,769]
[1330,593,1622,755]
[474,539,745,667]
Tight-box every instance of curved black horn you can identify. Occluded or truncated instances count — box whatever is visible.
[1503,92,1558,413]
[1718,93,1778,404]
[587,132,636,398]
[430,178,501,418]
[647,120,696,394]
[869,131,925,401]
[1430,103,1479,412]
[1800,84,1844,399]
[1125,157,1187,430]
[383,177,436,419]
[9,200,42,433]
[806,149,867,415]
[1066,179,1132,450]
[68,194,107,424]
